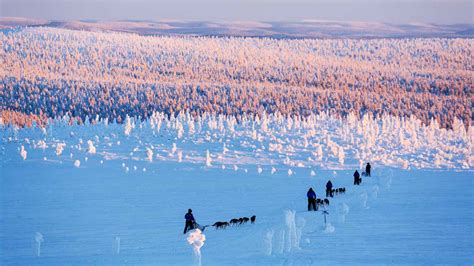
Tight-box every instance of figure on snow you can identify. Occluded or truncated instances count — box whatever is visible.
[307,187,317,211]
[183,209,196,234]
[354,170,361,185]
[326,180,333,197]
[366,163,371,177]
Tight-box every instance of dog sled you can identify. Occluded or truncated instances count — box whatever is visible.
[193,222,209,232]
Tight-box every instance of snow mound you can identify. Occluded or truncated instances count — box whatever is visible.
[323,223,335,233]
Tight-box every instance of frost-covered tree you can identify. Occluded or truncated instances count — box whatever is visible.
[205,150,212,167]
[2,28,470,129]
[20,145,27,160]
[146,147,153,162]
[338,147,345,165]
[171,143,177,155]
[87,140,96,154]
[124,115,133,136]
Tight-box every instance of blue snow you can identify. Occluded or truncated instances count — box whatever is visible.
[1,147,472,264]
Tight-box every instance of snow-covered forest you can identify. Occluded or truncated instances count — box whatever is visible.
[1,28,472,129]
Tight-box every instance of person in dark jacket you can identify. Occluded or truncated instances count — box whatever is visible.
[366,163,371,177]
[354,170,361,185]
[183,209,195,234]
[326,180,333,197]
[307,187,317,211]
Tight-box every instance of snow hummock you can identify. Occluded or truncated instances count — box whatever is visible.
[323,223,335,233]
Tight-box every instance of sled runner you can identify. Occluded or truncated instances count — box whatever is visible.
[193,222,209,232]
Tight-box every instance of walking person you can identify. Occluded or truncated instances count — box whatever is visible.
[326,180,333,197]
[366,163,371,177]
[354,169,361,185]
[307,187,317,211]
[183,209,195,234]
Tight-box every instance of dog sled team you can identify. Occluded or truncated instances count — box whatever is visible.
[184,163,372,234]
[183,209,256,234]
[354,162,371,185]
[308,163,371,212]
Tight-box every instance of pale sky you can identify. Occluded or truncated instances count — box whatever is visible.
[1,0,473,24]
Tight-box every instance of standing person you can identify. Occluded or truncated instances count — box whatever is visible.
[354,170,361,185]
[326,180,333,197]
[366,163,371,177]
[307,187,317,211]
[183,209,195,234]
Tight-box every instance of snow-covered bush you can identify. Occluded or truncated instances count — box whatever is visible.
[36,140,47,149]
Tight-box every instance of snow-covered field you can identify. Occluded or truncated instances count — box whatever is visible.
[1,112,473,264]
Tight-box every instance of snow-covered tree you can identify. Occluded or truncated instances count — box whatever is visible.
[146,148,153,162]
[171,143,177,155]
[20,145,27,160]
[338,147,345,165]
[124,115,133,136]
[206,150,212,167]
[87,140,96,154]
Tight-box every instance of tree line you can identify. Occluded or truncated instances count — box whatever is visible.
[1,28,472,128]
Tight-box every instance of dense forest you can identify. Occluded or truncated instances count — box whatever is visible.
[1,28,472,128]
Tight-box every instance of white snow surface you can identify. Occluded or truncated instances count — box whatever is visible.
[0,112,472,264]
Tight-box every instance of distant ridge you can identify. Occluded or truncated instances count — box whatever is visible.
[1,17,473,38]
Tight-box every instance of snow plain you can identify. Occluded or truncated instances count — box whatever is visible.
[1,113,472,265]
